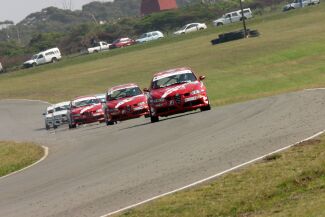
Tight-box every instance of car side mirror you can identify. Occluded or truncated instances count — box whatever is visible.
[199,75,206,81]
[143,88,149,92]
[42,113,46,116]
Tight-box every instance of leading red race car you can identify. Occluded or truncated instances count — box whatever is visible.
[68,96,105,128]
[145,67,211,123]
[104,83,149,125]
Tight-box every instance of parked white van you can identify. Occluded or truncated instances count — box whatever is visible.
[136,31,164,43]
[213,8,253,27]
[23,47,62,68]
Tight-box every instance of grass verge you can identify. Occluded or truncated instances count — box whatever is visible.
[116,134,325,217]
[0,5,324,104]
[0,141,44,177]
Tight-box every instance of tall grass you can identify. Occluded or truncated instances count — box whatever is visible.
[0,4,324,105]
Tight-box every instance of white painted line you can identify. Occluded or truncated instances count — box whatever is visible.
[100,129,325,217]
[0,99,50,104]
[0,146,49,181]
[304,88,325,91]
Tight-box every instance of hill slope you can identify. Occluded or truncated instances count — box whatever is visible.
[0,4,324,105]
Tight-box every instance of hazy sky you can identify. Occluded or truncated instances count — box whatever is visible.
[0,0,111,24]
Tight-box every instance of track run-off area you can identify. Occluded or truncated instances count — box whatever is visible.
[0,89,325,217]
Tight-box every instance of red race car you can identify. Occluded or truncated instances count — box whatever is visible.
[145,67,211,123]
[104,83,149,125]
[68,96,105,128]
[110,37,136,49]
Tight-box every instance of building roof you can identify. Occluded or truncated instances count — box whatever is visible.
[141,0,178,16]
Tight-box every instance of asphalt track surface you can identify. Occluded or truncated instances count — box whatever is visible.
[0,89,324,217]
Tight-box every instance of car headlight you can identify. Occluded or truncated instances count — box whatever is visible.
[191,90,201,95]
[153,98,165,103]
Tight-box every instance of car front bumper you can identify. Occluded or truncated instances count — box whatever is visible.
[150,95,209,117]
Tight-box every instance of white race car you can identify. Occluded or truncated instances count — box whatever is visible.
[44,101,70,130]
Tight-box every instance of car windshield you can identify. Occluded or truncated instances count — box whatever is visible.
[112,39,121,44]
[179,25,187,30]
[72,98,99,108]
[54,105,69,112]
[32,54,38,60]
[96,95,106,103]
[107,87,142,101]
[47,109,54,114]
[152,72,197,89]
[139,33,147,39]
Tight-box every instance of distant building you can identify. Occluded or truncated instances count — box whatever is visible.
[141,0,178,16]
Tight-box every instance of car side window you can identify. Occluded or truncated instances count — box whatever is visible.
[38,54,44,59]
[232,12,238,17]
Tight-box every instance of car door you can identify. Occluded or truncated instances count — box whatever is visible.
[224,14,232,24]
[146,33,153,41]
[36,54,46,65]
[231,12,241,22]
[185,24,198,33]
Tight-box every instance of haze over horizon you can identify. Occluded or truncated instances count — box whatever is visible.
[0,0,112,24]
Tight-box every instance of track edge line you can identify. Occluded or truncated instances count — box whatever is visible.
[100,129,325,217]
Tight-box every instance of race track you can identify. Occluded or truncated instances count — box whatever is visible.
[0,89,324,217]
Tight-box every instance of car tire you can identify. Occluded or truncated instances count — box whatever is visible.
[106,120,114,126]
[240,17,247,21]
[150,115,159,123]
[69,123,76,129]
[200,104,211,112]
[51,58,57,63]
[32,62,37,67]
[45,124,50,130]
[217,23,223,27]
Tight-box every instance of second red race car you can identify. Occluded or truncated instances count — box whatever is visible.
[104,83,149,125]
[68,96,105,128]
[145,67,211,123]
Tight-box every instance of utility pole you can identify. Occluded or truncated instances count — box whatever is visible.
[239,0,247,38]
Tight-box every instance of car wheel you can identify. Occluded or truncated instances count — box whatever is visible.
[32,62,37,67]
[200,104,211,112]
[217,23,223,27]
[69,123,76,129]
[150,115,159,123]
[106,120,114,125]
[51,58,57,63]
[45,124,50,130]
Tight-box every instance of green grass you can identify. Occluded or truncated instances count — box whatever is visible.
[0,5,324,105]
[0,141,44,177]
[115,134,325,217]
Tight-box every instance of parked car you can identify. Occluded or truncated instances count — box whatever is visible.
[87,41,111,54]
[104,83,149,125]
[283,0,320,11]
[174,23,207,35]
[136,31,164,43]
[0,62,3,72]
[23,47,62,68]
[67,96,105,128]
[110,37,136,49]
[212,8,253,27]
[145,67,211,123]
